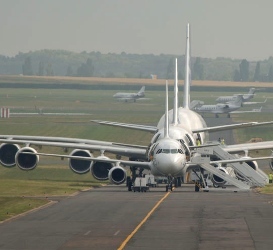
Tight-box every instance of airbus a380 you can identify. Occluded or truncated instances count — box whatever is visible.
[113,86,145,102]
[1,24,273,191]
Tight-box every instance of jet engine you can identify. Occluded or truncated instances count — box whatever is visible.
[0,143,20,167]
[240,156,258,171]
[108,165,127,185]
[234,156,258,180]
[15,147,39,170]
[211,166,235,187]
[90,156,114,181]
[69,149,93,174]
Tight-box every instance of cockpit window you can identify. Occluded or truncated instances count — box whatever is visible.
[156,148,184,154]
[156,149,162,154]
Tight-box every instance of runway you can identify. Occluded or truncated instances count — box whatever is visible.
[1,117,273,249]
[1,185,273,249]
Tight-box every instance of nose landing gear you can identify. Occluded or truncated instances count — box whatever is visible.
[166,176,174,192]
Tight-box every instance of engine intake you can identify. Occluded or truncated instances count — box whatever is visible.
[15,147,39,171]
[108,166,127,185]
[90,156,113,181]
[69,149,93,174]
[0,143,20,167]
[211,166,235,187]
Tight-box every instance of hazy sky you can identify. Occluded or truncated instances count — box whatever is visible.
[0,0,272,60]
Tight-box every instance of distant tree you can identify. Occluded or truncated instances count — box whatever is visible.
[268,65,273,82]
[77,58,94,77]
[193,57,204,80]
[239,59,249,81]
[46,63,54,76]
[66,65,73,76]
[22,57,33,75]
[253,61,260,82]
[166,58,174,79]
[233,69,241,81]
[38,61,45,76]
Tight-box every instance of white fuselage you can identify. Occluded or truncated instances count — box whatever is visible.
[194,103,241,114]
[148,137,187,177]
[156,107,208,144]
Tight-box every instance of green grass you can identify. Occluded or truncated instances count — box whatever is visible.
[1,85,273,221]
[256,184,273,194]
[0,197,48,221]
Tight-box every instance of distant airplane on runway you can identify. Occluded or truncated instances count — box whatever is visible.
[216,88,266,105]
[191,95,263,118]
[113,86,145,102]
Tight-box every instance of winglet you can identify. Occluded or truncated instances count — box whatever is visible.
[183,23,191,109]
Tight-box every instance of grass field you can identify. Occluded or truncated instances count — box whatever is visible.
[1,76,273,221]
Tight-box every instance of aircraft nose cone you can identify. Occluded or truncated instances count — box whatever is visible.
[155,154,186,176]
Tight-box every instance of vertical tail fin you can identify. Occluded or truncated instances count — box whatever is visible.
[138,86,145,95]
[164,80,169,138]
[248,88,255,94]
[173,58,179,125]
[183,23,191,109]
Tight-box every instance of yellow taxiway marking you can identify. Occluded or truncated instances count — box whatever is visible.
[117,191,172,250]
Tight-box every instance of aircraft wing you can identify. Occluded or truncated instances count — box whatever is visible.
[192,120,273,133]
[91,120,157,133]
[230,107,262,113]
[243,99,267,105]
[0,138,147,159]
[21,151,152,170]
[224,141,273,154]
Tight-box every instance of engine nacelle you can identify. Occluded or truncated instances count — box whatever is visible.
[234,156,258,180]
[90,156,113,181]
[15,147,39,171]
[240,156,258,171]
[69,149,93,174]
[211,166,235,187]
[108,166,127,185]
[0,143,20,167]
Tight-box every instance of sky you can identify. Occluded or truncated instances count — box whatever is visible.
[0,0,272,60]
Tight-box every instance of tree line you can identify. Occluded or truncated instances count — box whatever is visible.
[1,50,273,82]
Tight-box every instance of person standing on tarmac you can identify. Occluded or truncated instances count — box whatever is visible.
[269,173,273,184]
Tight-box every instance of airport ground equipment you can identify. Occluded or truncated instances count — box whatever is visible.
[192,144,269,189]
[144,174,157,187]
[132,177,149,192]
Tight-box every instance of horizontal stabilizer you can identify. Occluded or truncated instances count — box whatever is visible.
[192,120,273,133]
[91,120,157,133]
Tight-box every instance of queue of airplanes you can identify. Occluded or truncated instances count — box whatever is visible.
[1,24,273,191]
[191,88,267,118]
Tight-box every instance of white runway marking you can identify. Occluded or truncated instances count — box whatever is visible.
[84,230,91,236]
[114,230,120,236]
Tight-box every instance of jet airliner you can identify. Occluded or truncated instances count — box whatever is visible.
[1,24,273,191]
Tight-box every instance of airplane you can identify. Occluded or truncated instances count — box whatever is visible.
[216,88,267,105]
[191,95,263,118]
[216,88,256,103]
[1,24,273,192]
[113,86,145,102]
